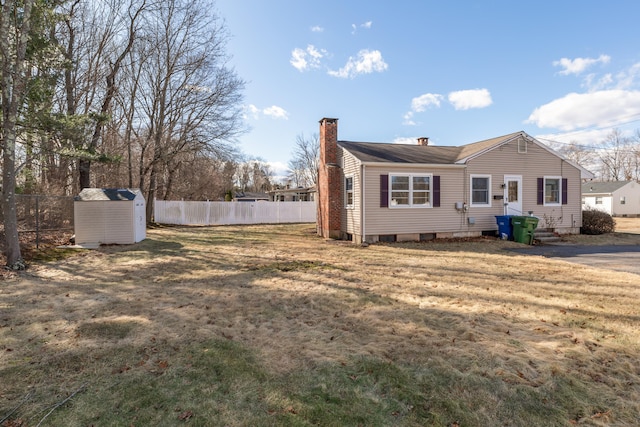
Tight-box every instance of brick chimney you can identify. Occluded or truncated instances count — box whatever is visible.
[417,137,429,146]
[317,118,342,239]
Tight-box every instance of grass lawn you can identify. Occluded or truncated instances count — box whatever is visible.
[1,222,640,426]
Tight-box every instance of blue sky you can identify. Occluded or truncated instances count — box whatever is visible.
[216,0,640,177]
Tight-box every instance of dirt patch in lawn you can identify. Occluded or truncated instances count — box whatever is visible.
[1,224,640,426]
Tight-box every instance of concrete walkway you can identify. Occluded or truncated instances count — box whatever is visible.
[509,244,640,275]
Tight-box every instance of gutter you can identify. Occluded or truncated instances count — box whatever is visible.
[360,162,466,169]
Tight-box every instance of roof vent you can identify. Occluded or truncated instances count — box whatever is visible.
[417,137,429,146]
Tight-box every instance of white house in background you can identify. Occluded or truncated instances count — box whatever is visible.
[582,181,640,217]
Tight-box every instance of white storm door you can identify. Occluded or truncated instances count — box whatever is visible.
[504,175,522,215]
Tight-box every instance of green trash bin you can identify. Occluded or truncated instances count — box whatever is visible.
[511,216,538,245]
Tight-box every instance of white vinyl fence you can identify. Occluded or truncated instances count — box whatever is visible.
[154,200,316,226]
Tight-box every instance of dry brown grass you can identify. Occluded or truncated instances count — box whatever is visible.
[1,222,640,425]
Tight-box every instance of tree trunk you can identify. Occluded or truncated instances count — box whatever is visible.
[1,0,35,269]
[2,129,25,269]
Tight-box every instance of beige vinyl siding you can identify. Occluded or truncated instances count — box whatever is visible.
[466,137,583,230]
[363,165,467,235]
[340,149,362,236]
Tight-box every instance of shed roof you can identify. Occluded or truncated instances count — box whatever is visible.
[75,188,141,201]
[582,181,634,195]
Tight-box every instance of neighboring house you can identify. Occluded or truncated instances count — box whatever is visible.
[233,191,270,202]
[268,186,316,202]
[582,181,640,217]
[317,117,594,243]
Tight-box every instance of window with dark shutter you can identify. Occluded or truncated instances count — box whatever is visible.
[433,176,440,207]
[537,178,544,205]
[380,174,388,207]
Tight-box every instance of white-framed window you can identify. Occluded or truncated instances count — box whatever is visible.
[620,196,626,205]
[595,196,603,205]
[345,175,354,208]
[389,173,431,208]
[470,175,491,207]
[544,176,561,206]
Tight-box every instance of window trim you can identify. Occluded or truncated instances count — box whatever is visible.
[543,176,562,206]
[388,173,433,208]
[469,174,492,207]
[518,138,527,154]
[345,175,354,209]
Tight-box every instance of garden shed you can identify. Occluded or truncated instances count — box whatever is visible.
[74,188,146,245]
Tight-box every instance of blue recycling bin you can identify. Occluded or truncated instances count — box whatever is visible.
[495,215,514,240]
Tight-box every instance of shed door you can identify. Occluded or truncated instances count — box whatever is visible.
[504,175,522,215]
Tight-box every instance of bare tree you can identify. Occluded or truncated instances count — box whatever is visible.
[287,133,319,188]
[135,0,244,221]
[598,129,633,181]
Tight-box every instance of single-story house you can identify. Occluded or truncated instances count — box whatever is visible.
[317,118,594,243]
[268,186,316,202]
[582,181,640,217]
[233,191,270,202]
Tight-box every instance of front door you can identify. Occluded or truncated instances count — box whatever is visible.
[504,175,522,215]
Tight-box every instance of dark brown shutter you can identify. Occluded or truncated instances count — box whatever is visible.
[537,178,544,205]
[380,174,388,207]
[562,178,568,205]
[432,175,440,207]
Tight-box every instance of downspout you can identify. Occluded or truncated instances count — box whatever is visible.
[361,164,366,243]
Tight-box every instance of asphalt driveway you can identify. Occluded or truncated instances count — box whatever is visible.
[509,244,640,275]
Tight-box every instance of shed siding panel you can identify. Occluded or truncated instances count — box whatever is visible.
[103,203,136,244]
[74,202,107,244]
[75,201,135,244]
[466,137,582,230]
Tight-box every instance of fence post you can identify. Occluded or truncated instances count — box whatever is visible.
[35,196,40,249]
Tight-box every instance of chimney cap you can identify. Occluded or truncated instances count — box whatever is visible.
[417,137,429,146]
[320,117,339,124]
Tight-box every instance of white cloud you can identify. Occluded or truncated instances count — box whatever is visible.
[351,21,373,34]
[447,88,493,110]
[392,136,417,145]
[310,25,324,32]
[411,93,443,112]
[244,104,289,120]
[328,49,388,79]
[244,104,261,119]
[263,105,289,120]
[527,90,640,131]
[536,128,615,149]
[553,54,610,76]
[583,73,614,92]
[402,111,416,126]
[268,161,289,182]
[614,62,640,89]
[290,44,326,72]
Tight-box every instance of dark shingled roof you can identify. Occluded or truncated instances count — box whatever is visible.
[75,188,139,201]
[338,131,524,164]
[581,181,634,194]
